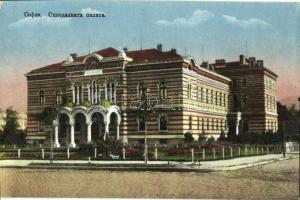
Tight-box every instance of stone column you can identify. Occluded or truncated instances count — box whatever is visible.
[104,121,109,141]
[72,85,75,103]
[53,120,60,148]
[86,120,92,143]
[116,123,120,140]
[236,112,242,135]
[69,121,76,147]
[87,84,91,103]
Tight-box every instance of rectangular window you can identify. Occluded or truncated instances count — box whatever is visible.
[38,119,44,132]
[188,82,192,99]
[138,116,145,131]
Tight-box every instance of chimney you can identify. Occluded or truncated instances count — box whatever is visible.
[239,55,245,64]
[215,59,226,65]
[209,64,215,71]
[170,48,177,53]
[123,47,128,52]
[249,57,256,67]
[157,43,163,51]
[257,60,264,68]
[201,61,208,68]
[70,53,77,60]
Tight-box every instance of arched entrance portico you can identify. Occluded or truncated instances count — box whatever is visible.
[53,105,121,148]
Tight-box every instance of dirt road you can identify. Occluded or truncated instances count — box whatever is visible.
[0,158,299,199]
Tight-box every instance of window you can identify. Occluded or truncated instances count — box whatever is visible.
[74,85,82,105]
[55,90,62,105]
[159,114,168,131]
[199,88,203,102]
[91,80,100,104]
[189,116,192,130]
[187,82,192,99]
[106,82,116,102]
[159,81,167,99]
[242,95,248,110]
[39,90,45,106]
[38,119,44,132]
[138,115,145,131]
[111,82,116,102]
[138,82,146,98]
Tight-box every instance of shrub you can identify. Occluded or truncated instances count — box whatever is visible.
[218,130,226,141]
[79,142,97,157]
[65,100,75,108]
[184,132,194,143]
[198,134,207,144]
[101,100,111,108]
[81,100,91,108]
[207,136,215,144]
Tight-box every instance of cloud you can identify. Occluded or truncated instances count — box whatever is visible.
[80,8,105,16]
[156,9,214,27]
[222,15,270,29]
[9,16,71,29]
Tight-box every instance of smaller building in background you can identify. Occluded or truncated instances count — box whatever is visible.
[0,112,27,131]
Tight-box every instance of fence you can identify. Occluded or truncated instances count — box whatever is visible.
[0,144,287,161]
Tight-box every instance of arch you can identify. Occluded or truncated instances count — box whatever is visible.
[107,106,121,125]
[56,107,72,123]
[88,105,107,123]
[83,53,103,64]
[71,106,89,124]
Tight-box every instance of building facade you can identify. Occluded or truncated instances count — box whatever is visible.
[26,46,278,146]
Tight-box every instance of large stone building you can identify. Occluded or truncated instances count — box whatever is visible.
[25,45,278,146]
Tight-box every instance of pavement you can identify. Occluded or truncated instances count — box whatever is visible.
[0,152,298,171]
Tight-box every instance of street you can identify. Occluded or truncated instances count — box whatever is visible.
[0,157,299,199]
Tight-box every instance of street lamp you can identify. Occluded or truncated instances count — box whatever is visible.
[139,85,150,165]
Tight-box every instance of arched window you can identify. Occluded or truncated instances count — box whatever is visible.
[106,82,116,102]
[159,81,167,99]
[39,90,45,106]
[159,114,168,131]
[55,90,62,105]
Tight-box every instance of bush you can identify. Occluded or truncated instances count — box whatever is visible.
[79,142,97,156]
[65,100,75,108]
[198,134,207,144]
[184,132,194,143]
[81,100,91,108]
[218,130,226,141]
[126,146,154,159]
[207,136,215,144]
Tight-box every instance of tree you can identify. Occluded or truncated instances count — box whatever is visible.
[198,133,207,145]
[40,107,57,161]
[218,130,226,141]
[184,132,194,143]
[2,107,26,147]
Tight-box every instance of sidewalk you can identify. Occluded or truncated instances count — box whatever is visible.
[0,153,298,171]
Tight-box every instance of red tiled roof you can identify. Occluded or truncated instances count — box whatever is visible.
[27,47,183,75]
[126,48,182,63]
[27,61,65,74]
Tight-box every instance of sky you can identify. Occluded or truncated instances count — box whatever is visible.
[0,1,299,112]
